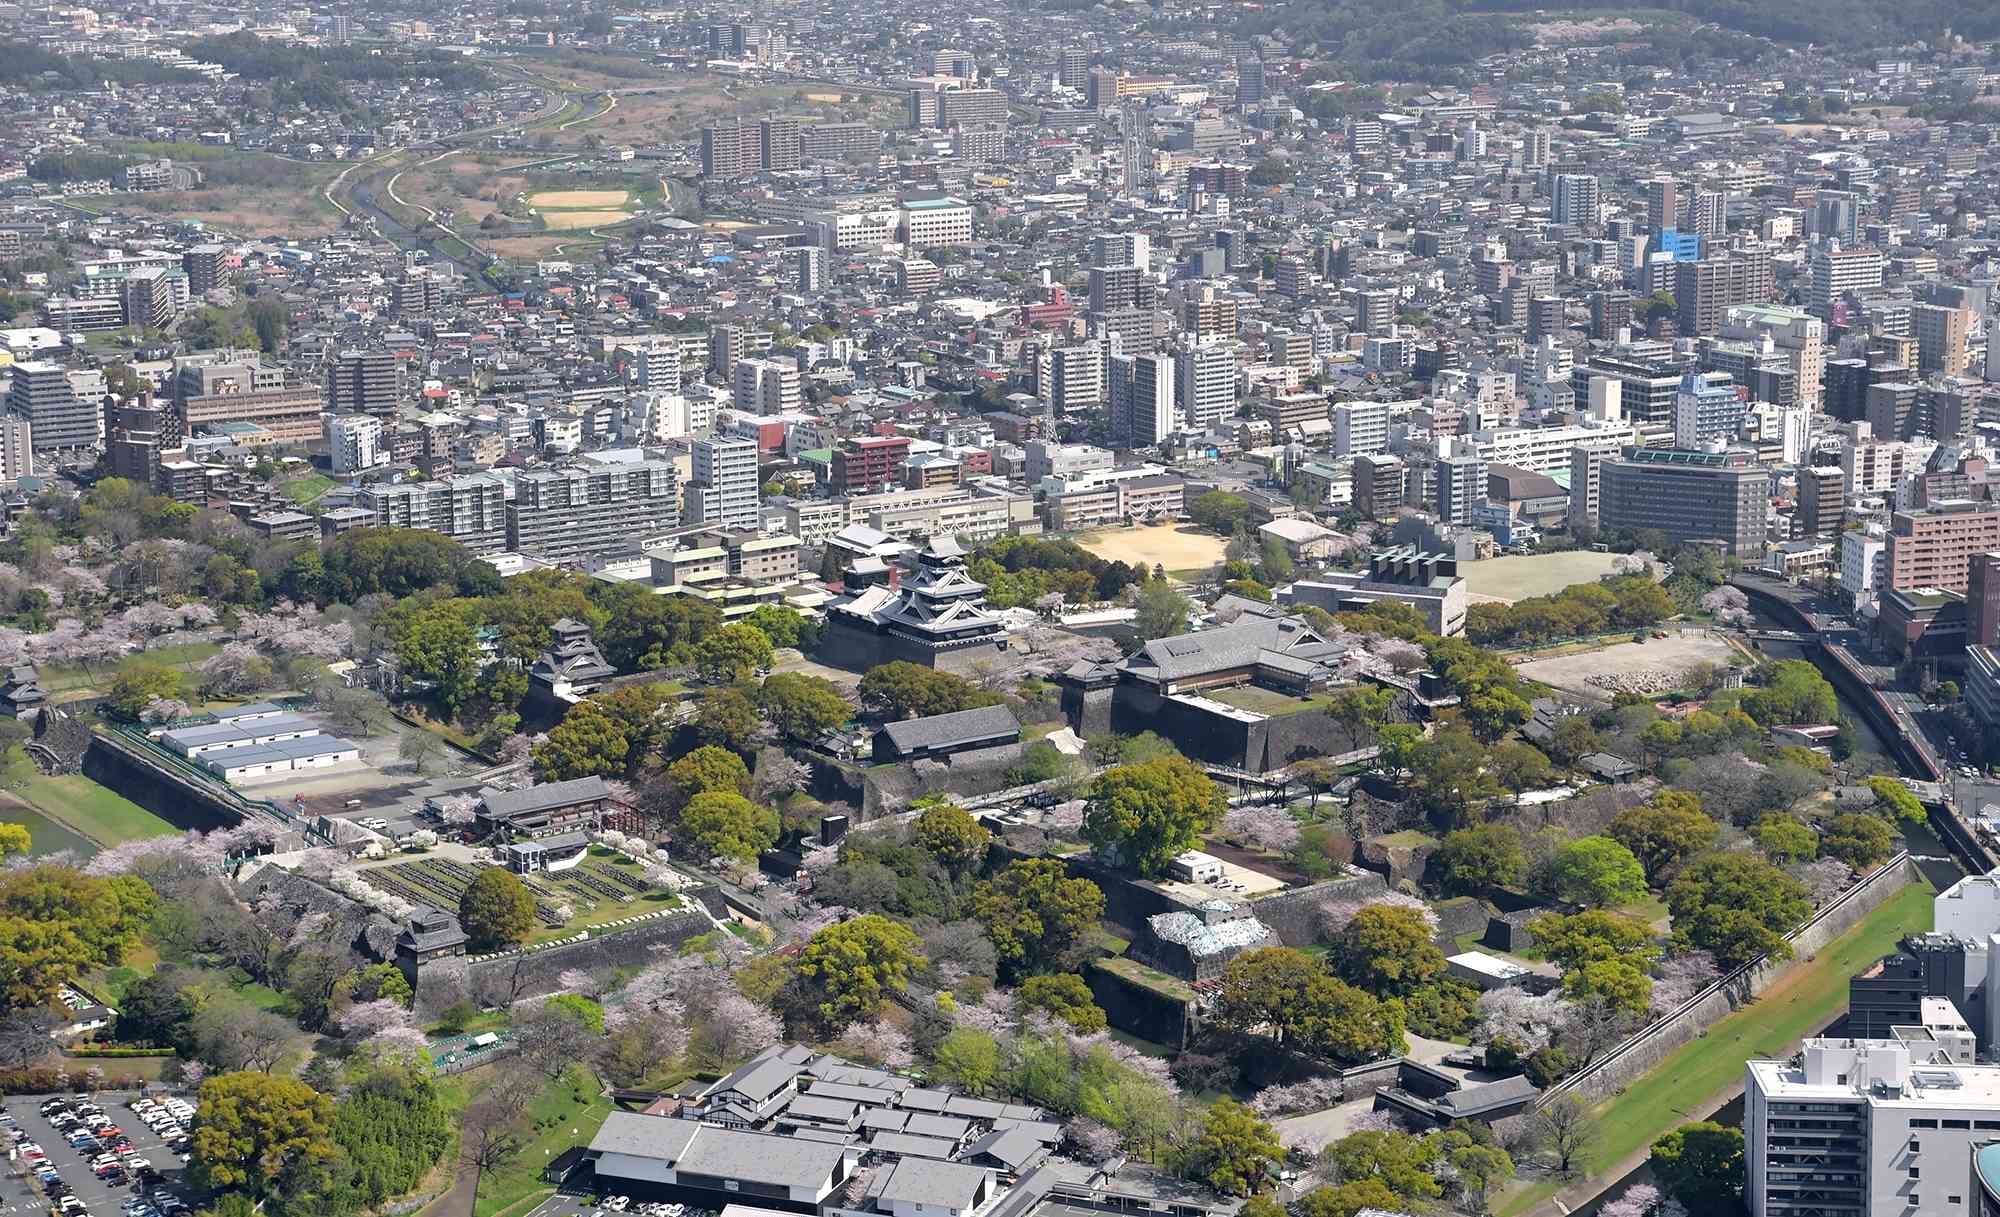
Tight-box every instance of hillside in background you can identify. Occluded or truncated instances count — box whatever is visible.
[1247,0,2000,82]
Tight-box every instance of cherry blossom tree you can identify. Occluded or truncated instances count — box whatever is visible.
[1652,950,1721,1010]
[435,795,479,827]
[1797,858,1852,905]
[1065,1120,1123,1163]
[1248,1076,1343,1117]
[1222,805,1302,853]
[1701,586,1752,629]
[861,1017,914,1070]
[341,999,416,1038]
[140,698,192,725]
[1476,988,1567,1052]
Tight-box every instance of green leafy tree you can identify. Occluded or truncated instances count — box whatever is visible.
[1212,947,1406,1062]
[1436,824,1526,894]
[1330,904,1444,996]
[745,605,811,649]
[1525,909,1656,971]
[931,1027,1004,1094]
[0,865,155,1008]
[1405,726,1502,825]
[1562,958,1653,1018]
[1189,1099,1283,1196]
[0,822,29,858]
[761,672,853,741]
[1320,1129,1441,1206]
[532,702,629,781]
[328,1062,453,1208]
[1133,582,1194,640]
[592,685,679,771]
[1868,775,1925,824]
[1820,812,1894,871]
[972,859,1106,979]
[1740,660,1839,726]
[1608,792,1721,882]
[1488,741,1554,793]
[793,914,925,1032]
[1449,1143,1514,1212]
[1082,755,1226,876]
[696,623,775,684]
[692,686,761,753]
[188,1072,336,1197]
[910,801,993,878]
[1650,1122,1744,1213]
[458,868,536,950]
[1543,836,1648,907]
[664,745,753,809]
[396,601,484,716]
[1298,1181,1403,1217]
[1016,973,1107,1032]
[1188,491,1252,534]
[1665,853,1811,967]
[1754,817,1818,864]
[1463,687,1532,742]
[1547,715,1601,767]
[857,662,998,719]
[106,660,183,719]
[681,791,780,862]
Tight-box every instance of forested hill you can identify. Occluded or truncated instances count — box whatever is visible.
[1246,0,2000,82]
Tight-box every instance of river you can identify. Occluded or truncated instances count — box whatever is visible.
[1571,617,1966,1215]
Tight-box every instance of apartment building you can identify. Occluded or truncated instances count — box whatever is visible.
[5,362,93,451]
[328,350,397,419]
[732,358,801,416]
[685,437,761,532]
[831,436,912,494]
[508,461,682,566]
[358,474,509,554]
[1109,352,1175,448]
[1176,342,1237,432]
[1887,502,2000,595]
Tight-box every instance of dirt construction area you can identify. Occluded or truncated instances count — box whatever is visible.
[1078,525,1227,575]
[1513,632,1741,702]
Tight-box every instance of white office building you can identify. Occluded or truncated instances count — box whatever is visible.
[732,358,801,416]
[1470,424,1632,476]
[1747,1038,2000,1217]
[686,436,761,531]
[329,414,385,474]
[1333,401,1389,457]
[1841,524,1888,606]
[1176,342,1237,432]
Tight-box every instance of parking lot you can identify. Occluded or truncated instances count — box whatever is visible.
[2,1092,198,1217]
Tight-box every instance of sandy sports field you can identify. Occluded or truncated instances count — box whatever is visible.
[538,210,632,230]
[1514,632,1738,702]
[1078,524,1226,575]
[1459,550,1631,604]
[528,189,631,208]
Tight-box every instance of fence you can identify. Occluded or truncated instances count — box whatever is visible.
[1536,849,1916,1108]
